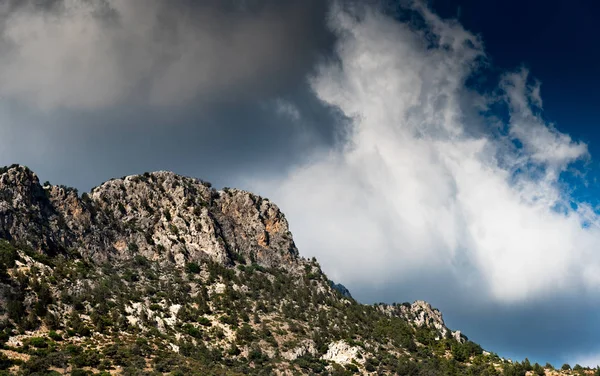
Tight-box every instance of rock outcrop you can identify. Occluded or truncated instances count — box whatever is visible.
[0,165,298,271]
[378,300,466,343]
[321,340,365,366]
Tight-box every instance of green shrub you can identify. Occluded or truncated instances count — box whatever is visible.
[345,363,359,372]
[185,262,200,274]
[183,324,202,339]
[71,351,101,368]
[236,324,254,343]
[70,369,90,376]
[0,241,18,277]
[0,353,12,370]
[248,346,265,363]
[228,344,241,356]
[48,330,62,341]
[294,356,326,373]
[219,315,237,326]
[149,304,162,312]
[29,337,48,348]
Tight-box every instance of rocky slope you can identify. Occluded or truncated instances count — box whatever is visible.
[0,164,595,376]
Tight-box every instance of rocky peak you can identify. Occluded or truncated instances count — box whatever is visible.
[378,300,465,342]
[0,165,299,271]
[0,165,73,256]
[329,281,353,299]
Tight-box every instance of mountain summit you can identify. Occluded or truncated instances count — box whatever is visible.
[0,165,297,270]
[0,165,587,375]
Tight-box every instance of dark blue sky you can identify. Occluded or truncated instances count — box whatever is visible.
[432,0,600,205]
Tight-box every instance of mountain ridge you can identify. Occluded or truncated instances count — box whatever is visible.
[0,164,593,375]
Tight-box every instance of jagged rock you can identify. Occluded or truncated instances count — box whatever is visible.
[321,340,364,365]
[0,165,299,271]
[281,339,318,361]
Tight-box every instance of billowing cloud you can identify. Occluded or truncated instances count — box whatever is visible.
[251,2,598,307]
[0,0,330,109]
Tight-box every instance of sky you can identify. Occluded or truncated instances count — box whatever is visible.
[1,0,600,368]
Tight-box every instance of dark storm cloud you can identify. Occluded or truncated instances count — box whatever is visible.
[0,82,340,192]
[0,0,333,109]
[0,0,339,190]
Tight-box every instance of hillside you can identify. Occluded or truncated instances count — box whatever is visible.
[0,164,596,375]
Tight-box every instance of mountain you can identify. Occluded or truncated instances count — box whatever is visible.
[0,164,595,375]
[328,282,352,300]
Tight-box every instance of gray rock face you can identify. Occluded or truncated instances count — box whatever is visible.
[0,165,299,270]
[0,165,79,256]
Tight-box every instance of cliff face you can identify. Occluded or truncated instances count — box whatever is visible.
[0,165,298,270]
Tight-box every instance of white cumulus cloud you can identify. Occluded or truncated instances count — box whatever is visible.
[250,2,600,304]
